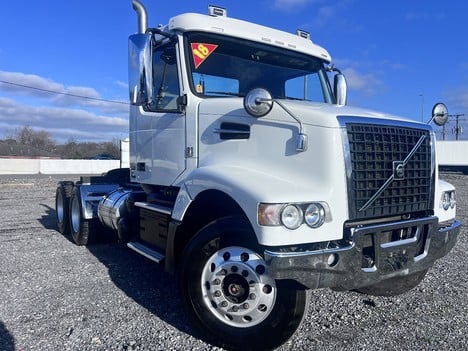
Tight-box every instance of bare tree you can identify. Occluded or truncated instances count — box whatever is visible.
[15,125,56,152]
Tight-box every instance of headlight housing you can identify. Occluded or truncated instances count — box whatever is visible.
[258,202,328,229]
[441,190,456,211]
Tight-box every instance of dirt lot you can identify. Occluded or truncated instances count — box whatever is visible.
[0,173,466,350]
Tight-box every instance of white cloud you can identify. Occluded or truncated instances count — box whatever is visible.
[444,87,468,111]
[312,6,336,27]
[405,11,446,22]
[115,80,128,89]
[342,67,384,96]
[0,70,127,113]
[273,0,314,10]
[0,71,129,142]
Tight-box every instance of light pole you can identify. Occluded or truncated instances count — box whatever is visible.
[419,94,424,122]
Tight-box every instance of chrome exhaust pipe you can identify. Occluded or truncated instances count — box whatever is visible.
[132,0,148,34]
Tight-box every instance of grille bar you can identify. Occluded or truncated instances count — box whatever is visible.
[346,123,433,220]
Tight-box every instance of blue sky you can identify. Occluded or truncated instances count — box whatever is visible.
[0,0,466,142]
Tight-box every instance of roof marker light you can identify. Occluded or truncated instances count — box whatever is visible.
[208,5,227,17]
[296,29,310,40]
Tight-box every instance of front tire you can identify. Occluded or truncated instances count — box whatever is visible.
[179,217,307,350]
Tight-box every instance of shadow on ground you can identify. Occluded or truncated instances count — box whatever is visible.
[38,204,59,230]
[0,320,15,351]
[41,207,197,339]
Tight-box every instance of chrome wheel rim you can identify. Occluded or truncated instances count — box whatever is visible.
[201,246,276,328]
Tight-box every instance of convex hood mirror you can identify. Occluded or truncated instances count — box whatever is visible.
[243,88,273,117]
[431,102,449,126]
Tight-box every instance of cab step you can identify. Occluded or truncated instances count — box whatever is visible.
[127,241,165,264]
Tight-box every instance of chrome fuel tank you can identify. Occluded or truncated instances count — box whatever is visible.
[98,188,132,231]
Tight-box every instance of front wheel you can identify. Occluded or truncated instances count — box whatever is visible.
[179,217,307,350]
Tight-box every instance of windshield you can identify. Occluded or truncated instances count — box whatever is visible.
[185,32,334,103]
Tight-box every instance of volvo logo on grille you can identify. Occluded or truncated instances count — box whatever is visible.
[393,161,405,180]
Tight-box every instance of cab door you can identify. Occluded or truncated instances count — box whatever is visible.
[130,42,186,186]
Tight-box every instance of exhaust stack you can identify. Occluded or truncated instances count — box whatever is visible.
[132,0,148,34]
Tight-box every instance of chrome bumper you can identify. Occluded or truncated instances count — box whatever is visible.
[264,217,461,290]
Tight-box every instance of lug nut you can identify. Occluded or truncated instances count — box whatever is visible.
[256,265,265,275]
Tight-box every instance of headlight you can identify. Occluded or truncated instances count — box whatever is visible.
[441,190,456,211]
[304,203,325,228]
[258,202,328,229]
[281,205,303,229]
[450,191,456,209]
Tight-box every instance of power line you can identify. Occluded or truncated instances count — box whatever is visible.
[0,79,129,105]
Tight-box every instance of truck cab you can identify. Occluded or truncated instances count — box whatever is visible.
[55,2,461,350]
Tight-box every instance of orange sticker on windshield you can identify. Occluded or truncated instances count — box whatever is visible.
[191,43,218,69]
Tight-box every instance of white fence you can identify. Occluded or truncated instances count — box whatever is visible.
[437,141,468,166]
[0,158,122,175]
[0,139,130,175]
[1,141,467,175]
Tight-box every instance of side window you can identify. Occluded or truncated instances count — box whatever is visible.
[192,73,239,96]
[285,73,325,102]
[147,45,180,112]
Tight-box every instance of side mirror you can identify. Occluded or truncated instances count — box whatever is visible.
[334,73,347,106]
[431,102,449,126]
[128,33,153,106]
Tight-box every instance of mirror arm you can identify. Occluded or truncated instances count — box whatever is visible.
[273,99,308,152]
[147,27,177,41]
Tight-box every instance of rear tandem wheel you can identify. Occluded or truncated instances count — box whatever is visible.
[69,185,98,246]
[55,181,74,235]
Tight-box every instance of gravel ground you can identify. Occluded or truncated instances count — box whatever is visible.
[0,173,466,351]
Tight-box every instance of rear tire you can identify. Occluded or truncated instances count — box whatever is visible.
[69,186,98,246]
[179,216,307,350]
[356,269,429,296]
[55,181,74,235]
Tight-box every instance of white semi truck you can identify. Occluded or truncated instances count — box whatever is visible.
[55,1,461,349]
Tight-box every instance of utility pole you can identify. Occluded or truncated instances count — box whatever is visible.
[449,113,465,140]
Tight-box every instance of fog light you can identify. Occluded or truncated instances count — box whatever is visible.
[281,205,303,229]
[304,203,325,228]
[327,253,338,267]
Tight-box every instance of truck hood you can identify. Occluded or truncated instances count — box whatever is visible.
[270,99,423,129]
[198,98,425,129]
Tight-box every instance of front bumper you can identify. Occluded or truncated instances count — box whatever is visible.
[264,216,461,290]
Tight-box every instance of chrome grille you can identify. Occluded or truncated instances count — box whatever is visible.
[346,123,433,220]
